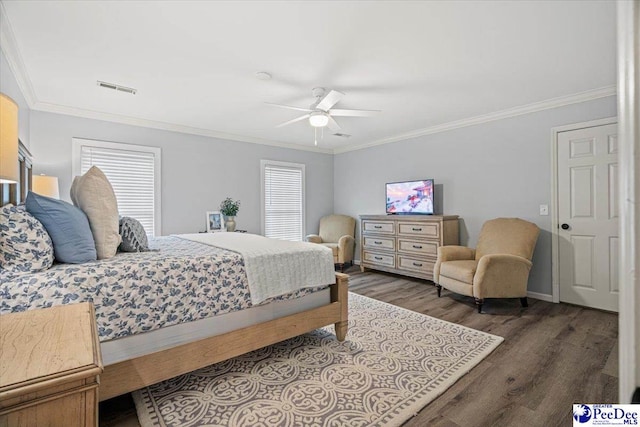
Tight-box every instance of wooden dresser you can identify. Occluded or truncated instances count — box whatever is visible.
[360,214,459,281]
[0,303,103,427]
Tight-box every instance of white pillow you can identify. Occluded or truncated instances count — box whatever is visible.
[70,166,121,259]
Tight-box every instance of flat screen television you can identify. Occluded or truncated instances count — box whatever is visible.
[386,179,434,215]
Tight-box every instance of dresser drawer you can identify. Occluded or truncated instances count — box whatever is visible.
[397,222,440,238]
[362,220,395,234]
[363,236,395,251]
[397,238,438,256]
[360,214,458,281]
[363,251,395,267]
[397,255,434,275]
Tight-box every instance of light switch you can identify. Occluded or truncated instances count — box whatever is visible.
[539,204,549,216]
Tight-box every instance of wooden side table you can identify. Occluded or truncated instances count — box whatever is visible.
[0,303,103,427]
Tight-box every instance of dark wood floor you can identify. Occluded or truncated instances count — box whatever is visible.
[100,267,618,427]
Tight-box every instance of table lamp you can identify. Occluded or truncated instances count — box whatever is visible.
[0,93,19,184]
[32,175,60,199]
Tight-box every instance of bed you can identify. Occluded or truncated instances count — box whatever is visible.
[0,233,349,401]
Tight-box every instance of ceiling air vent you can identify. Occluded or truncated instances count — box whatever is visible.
[333,133,351,138]
[97,80,137,95]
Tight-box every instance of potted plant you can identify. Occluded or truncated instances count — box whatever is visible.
[220,197,240,231]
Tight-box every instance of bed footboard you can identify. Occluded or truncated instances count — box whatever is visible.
[99,273,349,401]
[332,272,349,341]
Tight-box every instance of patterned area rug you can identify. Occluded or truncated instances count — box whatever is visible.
[133,293,503,427]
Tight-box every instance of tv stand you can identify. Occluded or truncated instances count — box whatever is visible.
[359,214,459,281]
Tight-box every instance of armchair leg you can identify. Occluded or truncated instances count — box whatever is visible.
[520,297,528,308]
[436,284,442,297]
[475,298,484,313]
[339,263,345,273]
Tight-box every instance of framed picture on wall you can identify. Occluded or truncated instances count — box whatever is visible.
[206,211,225,232]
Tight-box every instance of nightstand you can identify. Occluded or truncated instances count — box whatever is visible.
[0,303,103,426]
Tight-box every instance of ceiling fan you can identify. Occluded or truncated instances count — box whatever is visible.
[266,87,380,136]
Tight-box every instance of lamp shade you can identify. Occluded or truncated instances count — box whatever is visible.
[32,175,60,199]
[0,93,19,184]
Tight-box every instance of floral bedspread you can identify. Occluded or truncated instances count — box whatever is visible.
[0,236,327,342]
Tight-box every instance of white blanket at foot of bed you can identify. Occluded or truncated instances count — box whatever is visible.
[176,233,336,304]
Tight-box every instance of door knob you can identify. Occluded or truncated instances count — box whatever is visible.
[561,223,570,230]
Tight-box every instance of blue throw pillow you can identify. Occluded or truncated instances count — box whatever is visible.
[25,191,97,264]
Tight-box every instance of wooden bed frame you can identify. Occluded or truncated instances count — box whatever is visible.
[99,272,349,401]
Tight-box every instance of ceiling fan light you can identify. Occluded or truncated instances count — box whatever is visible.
[309,112,329,127]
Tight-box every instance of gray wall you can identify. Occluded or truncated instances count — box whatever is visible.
[3,43,620,296]
[0,49,30,148]
[334,96,617,296]
[30,111,334,236]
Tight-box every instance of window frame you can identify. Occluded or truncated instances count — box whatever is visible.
[72,137,162,236]
[260,159,306,241]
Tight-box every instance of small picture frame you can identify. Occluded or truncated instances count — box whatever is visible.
[206,211,225,233]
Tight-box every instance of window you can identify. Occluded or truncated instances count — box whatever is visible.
[261,160,305,241]
[72,138,161,237]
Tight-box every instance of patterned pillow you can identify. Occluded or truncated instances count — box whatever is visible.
[119,217,150,252]
[0,204,54,273]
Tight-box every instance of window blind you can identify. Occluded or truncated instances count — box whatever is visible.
[79,145,158,237]
[263,162,304,241]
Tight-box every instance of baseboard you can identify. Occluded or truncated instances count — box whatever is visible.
[356,263,554,303]
[527,291,553,302]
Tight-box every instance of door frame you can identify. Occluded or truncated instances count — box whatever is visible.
[617,0,639,404]
[550,116,617,304]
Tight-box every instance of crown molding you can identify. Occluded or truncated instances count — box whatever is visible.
[33,101,333,154]
[332,85,617,154]
[36,85,616,154]
[32,85,616,156]
[0,2,37,107]
[0,3,330,155]
[0,3,615,156]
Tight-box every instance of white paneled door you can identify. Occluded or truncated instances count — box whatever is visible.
[557,123,618,312]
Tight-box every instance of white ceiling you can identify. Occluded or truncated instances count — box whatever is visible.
[0,1,616,154]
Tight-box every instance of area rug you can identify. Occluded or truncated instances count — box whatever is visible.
[133,293,503,427]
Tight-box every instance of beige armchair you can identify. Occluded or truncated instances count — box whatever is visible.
[433,218,539,313]
[306,214,356,272]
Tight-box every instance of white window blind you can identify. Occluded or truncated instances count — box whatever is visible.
[73,139,161,237]
[262,160,305,241]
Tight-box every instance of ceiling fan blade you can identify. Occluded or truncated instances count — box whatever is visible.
[265,102,312,113]
[329,108,381,117]
[326,115,341,132]
[315,90,344,112]
[276,114,310,128]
